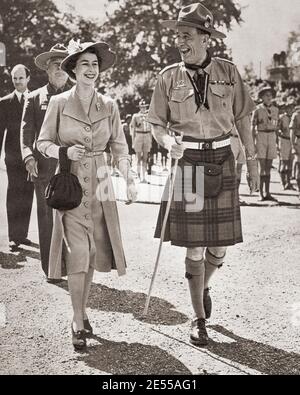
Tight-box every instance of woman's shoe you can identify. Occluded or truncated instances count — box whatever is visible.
[83,319,93,336]
[71,324,86,351]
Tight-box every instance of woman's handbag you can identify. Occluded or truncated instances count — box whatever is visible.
[45,147,83,210]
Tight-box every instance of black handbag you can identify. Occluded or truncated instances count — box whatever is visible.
[45,147,83,210]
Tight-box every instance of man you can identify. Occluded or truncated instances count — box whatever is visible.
[278,105,295,190]
[252,87,279,201]
[21,44,71,282]
[147,3,259,346]
[0,64,34,251]
[122,114,134,162]
[130,99,152,183]
[290,102,300,198]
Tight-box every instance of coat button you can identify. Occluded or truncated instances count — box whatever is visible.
[85,214,91,220]
[84,202,89,208]
[84,137,90,143]
[84,177,90,183]
[83,163,89,169]
[85,126,91,132]
[84,190,89,196]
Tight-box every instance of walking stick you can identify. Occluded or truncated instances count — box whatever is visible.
[143,134,183,316]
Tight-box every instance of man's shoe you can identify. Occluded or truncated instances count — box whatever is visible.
[285,184,296,191]
[71,324,86,351]
[9,240,21,251]
[264,194,278,202]
[190,318,208,347]
[203,288,212,319]
[20,238,33,246]
[46,277,63,284]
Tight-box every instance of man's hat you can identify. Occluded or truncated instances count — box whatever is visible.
[35,44,69,70]
[161,3,226,39]
[139,99,149,108]
[61,39,116,80]
[258,86,276,99]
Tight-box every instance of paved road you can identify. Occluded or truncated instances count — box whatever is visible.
[0,160,300,375]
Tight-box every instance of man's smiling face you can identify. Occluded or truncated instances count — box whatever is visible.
[175,26,209,65]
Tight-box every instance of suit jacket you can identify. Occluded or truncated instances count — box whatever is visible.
[21,83,71,181]
[0,92,26,165]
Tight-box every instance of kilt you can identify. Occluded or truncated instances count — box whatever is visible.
[154,145,243,247]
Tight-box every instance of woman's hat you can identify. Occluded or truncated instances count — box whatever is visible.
[61,39,116,79]
[161,3,226,39]
[35,44,69,70]
[139,99,149,108]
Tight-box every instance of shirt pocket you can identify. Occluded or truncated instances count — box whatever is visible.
[169,88,195,120]
[209,84,232,112]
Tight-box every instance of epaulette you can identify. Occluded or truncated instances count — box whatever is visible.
[159,63,181,76]
[214,57,235,65]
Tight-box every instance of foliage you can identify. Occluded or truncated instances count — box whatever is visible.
[0,0,98,95]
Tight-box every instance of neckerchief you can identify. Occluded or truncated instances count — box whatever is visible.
[185,52,211,111]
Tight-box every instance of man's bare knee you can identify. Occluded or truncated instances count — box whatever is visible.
[186,247,205,261]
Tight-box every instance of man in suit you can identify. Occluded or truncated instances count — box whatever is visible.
[0,64,34,251]
[21,44,71,282]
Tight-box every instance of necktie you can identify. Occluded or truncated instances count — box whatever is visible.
[20,94,25,107]
[185,52,211,111]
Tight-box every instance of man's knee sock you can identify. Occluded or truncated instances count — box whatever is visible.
[204,249,226,289]
[185,257,205,319]
[265,175,271,195]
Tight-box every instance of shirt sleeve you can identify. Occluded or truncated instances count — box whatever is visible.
[147,74,170,128]
[232,66,256,122]
[290,113,297,130]
[109,100,129,164]
[36,96,60,159]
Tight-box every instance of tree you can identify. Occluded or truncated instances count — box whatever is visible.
[100,0,242,114]
[0,0,99,95]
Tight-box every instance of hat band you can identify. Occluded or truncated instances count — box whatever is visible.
[179,16,212,29]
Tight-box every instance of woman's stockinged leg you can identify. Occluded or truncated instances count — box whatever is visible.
[82,267,94,320]
[68,272,86,331]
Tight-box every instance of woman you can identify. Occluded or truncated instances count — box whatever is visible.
[37,40,137,350]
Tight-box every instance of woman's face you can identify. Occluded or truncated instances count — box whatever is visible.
[73,52,99,86]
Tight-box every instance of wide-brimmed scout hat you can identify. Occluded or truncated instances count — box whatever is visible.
[161,2,226,39]
[258,86,276,99]
[35,44,69,70]
[61,39,116,80]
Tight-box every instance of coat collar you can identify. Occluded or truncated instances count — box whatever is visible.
[62,87,111,125]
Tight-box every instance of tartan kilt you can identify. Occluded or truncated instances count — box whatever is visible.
[154,145,243,247]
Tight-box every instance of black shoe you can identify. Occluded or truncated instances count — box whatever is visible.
[83,319,93,336]
[203,288,212,319]
[19,238,33,246]
[264,194,278,202]
[9,241,21,251]
[190,318,208,347]
[71,324,86,351]
[46,277,63,284]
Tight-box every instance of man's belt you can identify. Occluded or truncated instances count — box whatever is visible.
[258,130,276,133]
[136,131,151,134]
[183,137,231,150]
[84,150,104,157]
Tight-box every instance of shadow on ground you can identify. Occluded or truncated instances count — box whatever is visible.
[56,282,188,326]
[0,248,40,270]
[208,325,300,375]
[77,335,192,375]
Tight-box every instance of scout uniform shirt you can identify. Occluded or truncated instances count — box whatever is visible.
[147,58,255,139]
[278,113,292,161]
[252,103,279,133]
[130,110,152,140]
[290,106,300,159]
